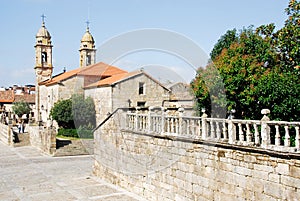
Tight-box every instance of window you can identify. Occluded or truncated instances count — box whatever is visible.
[139,82,145,95]
[86,54,91,66]
[41,52,47,63]
[137,101,146,107]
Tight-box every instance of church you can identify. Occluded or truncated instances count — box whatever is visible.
[34,18,194,126]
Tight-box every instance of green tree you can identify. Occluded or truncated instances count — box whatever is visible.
[72,94,96,129]
[210,29,238,61]
[256,71,300,121]
[50,98,74,128]
[50,94,96,129]
[192,27,274,119]
[191,0,300,121]
[273,0,300,71]
[12,101,31,118]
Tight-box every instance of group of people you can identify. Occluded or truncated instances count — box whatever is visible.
[17,120,26,133]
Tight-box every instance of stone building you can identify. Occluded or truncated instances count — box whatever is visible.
[34,18,194,126]
[0,86,35,115]
[38,62,127,122]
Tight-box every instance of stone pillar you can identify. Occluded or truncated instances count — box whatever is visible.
[148,106,154,133]
[134,108,139,131]
[201,110,208,140]
[295,126,300,150]
[178,107,184,135]
[261,109,270,148]
[227,110,236,144]
[161,107,166,134]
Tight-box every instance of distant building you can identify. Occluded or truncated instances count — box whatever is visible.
[0,86,35,115]
[34,18,194,126]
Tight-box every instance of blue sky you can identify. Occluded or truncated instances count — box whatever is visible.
[0,0,289,86]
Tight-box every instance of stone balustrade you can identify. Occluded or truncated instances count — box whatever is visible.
[126,108,300,153]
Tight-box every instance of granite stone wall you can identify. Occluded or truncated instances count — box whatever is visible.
[0,123,12,145]
[93,118,300,200]
[28,125,56,155]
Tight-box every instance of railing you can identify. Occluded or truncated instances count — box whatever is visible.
[125,108,300,153]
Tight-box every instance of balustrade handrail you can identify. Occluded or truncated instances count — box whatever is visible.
[266,121,300,126]
[93,107,129,133]
[124,111,300,153]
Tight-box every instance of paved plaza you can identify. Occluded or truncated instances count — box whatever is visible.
[0,142,146,201]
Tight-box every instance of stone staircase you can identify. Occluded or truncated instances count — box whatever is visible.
[12,127,31,147]
[54,138,94,157]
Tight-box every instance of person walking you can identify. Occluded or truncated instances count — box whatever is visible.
[17,120,21,133]
[21,120,25,133]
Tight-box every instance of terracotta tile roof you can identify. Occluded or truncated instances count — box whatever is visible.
[85,73,130,88]
[78,62,127,76]
[0,90,14,103]
[40,62,127,86]
[41,68,81,86]
[14,94,35,104]
[0,90,35,104]
[85,70,170,92]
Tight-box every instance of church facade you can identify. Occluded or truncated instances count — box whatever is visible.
[34,19,195,126]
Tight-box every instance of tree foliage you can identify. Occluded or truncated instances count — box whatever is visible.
[72,94,96,129]
[210,29,238,61]
[50,98,74,128]
[191,0,300,121]
[12,101,31,118]
[50,94,96,129]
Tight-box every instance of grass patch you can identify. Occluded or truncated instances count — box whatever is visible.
[57,128,94,139]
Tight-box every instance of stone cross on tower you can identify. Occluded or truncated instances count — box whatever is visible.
[41,14,46,23]
[79,20,96,67]
[86,20,90,30]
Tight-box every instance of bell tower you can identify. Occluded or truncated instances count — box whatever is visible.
[79,21,96,67]
[34,15,53,124]
[34,14,53,82]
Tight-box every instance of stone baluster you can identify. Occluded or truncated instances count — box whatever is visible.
[210,121,215,139]
[275,125,281,146]
[191,119,195,136]
[166,117,170,133]
[216,122,221,139]
[284,126,290,147]
[147,107,153,133]
[246,123,252,143]
[126,112,130,129]
[201,110,208,140]
[261,109,271,148]
[175,118,179,134]
[198,119,201,137]
[138,115,142,131]
[238,123,244,142]
[132,114,135,130]
[153,116,157,132]
[161,107,165,134]
[228,120,236,144]
[254,124,260,145]
[157,116,161,133]
[186,119,190,136]
[142,115,146,130]
[295,126,300,150]
[222,121,227,140]
[144,116,147,131]
[134,111,138,132]
[178,108,184,135]
[171,118,174,133]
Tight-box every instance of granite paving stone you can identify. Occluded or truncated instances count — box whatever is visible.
[0,141,146,201]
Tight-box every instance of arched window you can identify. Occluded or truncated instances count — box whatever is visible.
[86,54,91,66]
[41,52,47,63]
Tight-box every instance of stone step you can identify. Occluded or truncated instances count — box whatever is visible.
[13,132,31,147]
[54,138,94,157]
